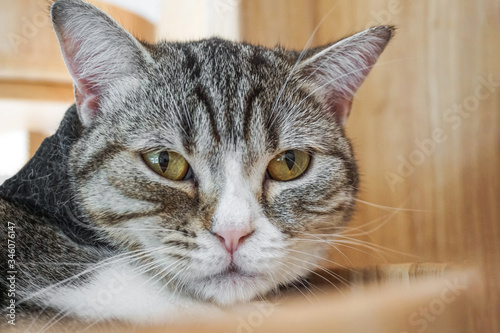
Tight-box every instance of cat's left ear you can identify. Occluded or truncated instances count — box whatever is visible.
[296,26,395,126]
[51,0,152,127]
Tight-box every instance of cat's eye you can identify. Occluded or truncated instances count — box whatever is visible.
[142,151,191,181]
[267,150,310,181]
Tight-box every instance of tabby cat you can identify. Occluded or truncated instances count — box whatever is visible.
[0,0,393,325]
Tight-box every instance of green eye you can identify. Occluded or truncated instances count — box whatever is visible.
[142,151,190,181]
[267,150,310,181]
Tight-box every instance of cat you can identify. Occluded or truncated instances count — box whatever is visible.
[0,0,393,326]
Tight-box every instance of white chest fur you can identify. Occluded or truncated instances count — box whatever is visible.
[40,260,220,324]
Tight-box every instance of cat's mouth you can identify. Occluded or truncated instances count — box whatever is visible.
[201,263,259,285]
[222,263,255,279]
[184,259,277,305]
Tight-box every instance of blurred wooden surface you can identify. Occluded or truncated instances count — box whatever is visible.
[15,264,480,333]
[158,0,240,41]
[241,0,499,331]
[28,131,47,158]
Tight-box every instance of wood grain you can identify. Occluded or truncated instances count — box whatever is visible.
[241,0,500,331]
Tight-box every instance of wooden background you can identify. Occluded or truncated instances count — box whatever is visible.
[0,0,155,135]
[1,0,498,332]
[241,0,499,331]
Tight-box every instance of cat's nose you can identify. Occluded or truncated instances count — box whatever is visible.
[215,228,253,254]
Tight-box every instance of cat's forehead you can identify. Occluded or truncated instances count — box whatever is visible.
[153,38,288,75]
[115,38,341,165]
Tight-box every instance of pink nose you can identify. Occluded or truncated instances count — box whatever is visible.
[215,229,252,254]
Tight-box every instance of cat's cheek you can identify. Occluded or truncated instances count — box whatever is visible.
[80,172,161,214]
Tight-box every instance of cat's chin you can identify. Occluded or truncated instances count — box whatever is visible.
[187,266,275,306]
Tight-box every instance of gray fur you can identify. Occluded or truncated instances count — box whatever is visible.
[0,0,393,325]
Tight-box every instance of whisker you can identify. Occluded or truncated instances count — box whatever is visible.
[313,265,353,289]
[286,248,359,274]
[293,232,354,265]
[274,262,316,304]
[311,197,414,239]
[96,227,192,233]
[292,237,360,263]
[355,198,431,213]
[338,210,400,238]
[312,213,392,234]
[138,259,182,290]
[329,240,387,262]
[332,234,421,259]
[18,246,166,306]
[295,231,420,260]
[157,264,189,295]
[35,307,70,333]
[296,231,387,261]
[286,258,343,295]
[19,262,95,267]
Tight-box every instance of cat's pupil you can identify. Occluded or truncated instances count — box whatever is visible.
[158,151,170,173]
[284,150,295,170]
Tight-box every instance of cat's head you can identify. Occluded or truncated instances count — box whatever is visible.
[52,0,393,305]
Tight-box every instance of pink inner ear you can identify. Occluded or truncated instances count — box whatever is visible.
[60,35,104,124]
[325,93,353,127]
[74,85,101,121]
[335,100,353,126]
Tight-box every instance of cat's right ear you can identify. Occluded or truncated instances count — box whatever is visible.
[294,26,394,127]
[51,0,151,127]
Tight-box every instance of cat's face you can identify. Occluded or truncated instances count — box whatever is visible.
[52,0,392,305]
[69,40,358,304]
